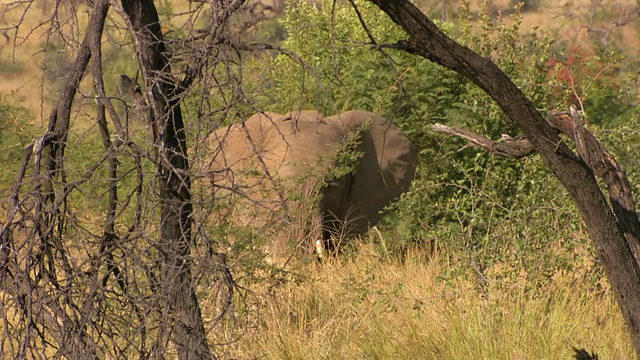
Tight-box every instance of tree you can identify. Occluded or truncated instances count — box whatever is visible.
[118,0,212,358]
[1,0,246,358]
[367,1,640,357]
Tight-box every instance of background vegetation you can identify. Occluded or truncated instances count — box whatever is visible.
[1,0,640,358]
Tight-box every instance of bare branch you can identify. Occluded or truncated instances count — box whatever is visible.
[432,123,535,159]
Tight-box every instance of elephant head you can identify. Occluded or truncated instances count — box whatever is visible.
[203,110,416,260]
[316,110,417,253]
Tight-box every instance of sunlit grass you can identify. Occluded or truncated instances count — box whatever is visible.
[222,241,633,359]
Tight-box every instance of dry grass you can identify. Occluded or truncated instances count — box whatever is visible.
[1,0,59,123]
[222,242,634,359]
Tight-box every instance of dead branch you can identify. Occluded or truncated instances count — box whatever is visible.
[431,123,534,159]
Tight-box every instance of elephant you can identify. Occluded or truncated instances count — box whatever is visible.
[201,109,417,259]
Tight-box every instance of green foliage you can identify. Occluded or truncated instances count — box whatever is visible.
[4,1,640,356]
[0,95,33,187]
[252,18,288,43]
[0,58,24,76]
[544,46,638,127]
[597,116,640,193]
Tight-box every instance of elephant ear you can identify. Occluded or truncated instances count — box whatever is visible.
[322,110,417,187]
[321,110,417,235]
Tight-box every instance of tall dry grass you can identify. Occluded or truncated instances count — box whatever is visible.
[225,241,633,359]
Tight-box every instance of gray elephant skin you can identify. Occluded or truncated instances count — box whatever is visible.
[201,110,417,259]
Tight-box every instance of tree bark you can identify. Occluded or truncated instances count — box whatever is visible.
[119,0,214,359]
[368,1,640,357]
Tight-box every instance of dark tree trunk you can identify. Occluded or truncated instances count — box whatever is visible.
[368,1,640,357]
[120,0,214,359]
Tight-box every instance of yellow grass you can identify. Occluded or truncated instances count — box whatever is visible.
[223,242,634,359]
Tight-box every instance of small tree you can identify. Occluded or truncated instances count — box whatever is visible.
[0,0,251,358]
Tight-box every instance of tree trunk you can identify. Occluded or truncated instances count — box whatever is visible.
[368,1,640,357]
[120,0,214,359]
